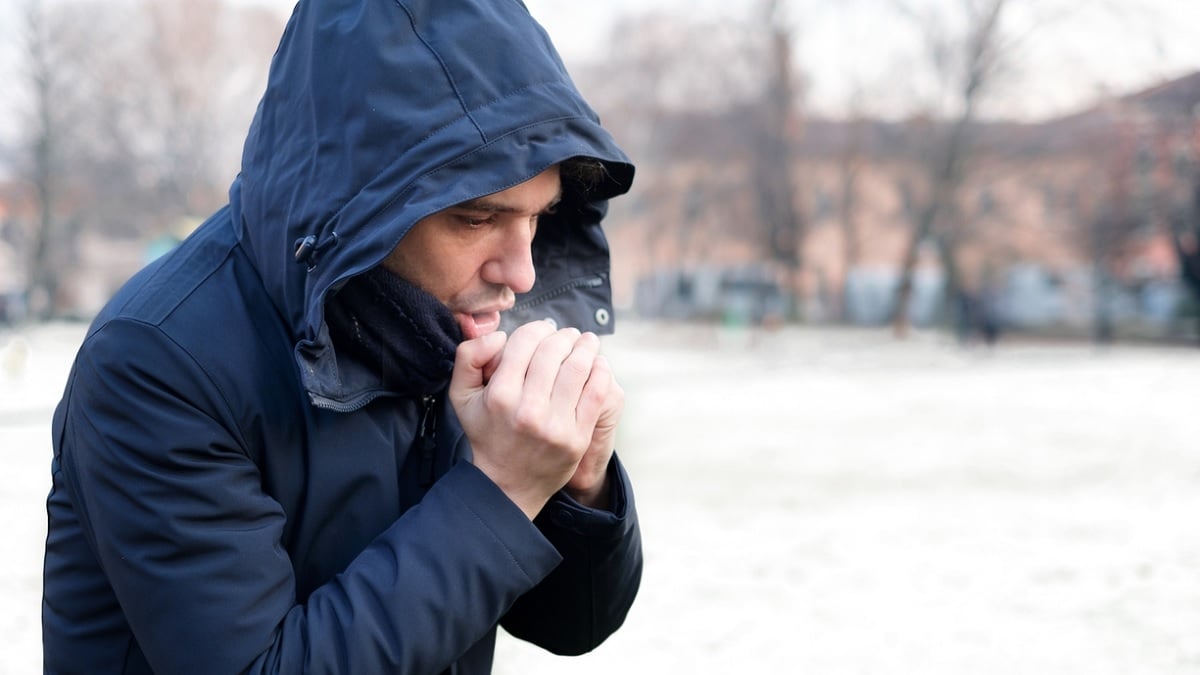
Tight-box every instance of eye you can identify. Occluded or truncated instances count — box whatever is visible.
[459,213,497,229]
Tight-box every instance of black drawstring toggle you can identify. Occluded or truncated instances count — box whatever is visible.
[293,233,338,270]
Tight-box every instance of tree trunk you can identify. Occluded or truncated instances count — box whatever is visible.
[837,119,864,323]
[891,0,1008,337]
[753,0,804,321]
[25,0,61,320]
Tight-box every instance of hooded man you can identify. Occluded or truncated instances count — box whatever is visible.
[42,1,642,673]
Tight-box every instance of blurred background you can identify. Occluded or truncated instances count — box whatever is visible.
[2,0,1199,673]
[1,0,1200,340]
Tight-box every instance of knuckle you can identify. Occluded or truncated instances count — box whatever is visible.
[608,377,624,399]
[561,354,593,380]
[454,340,475,362]
[512,404,543,433]
[484,385,518,414]
[580,379,608,408]
[538,331,573,356]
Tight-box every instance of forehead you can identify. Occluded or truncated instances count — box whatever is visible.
[451,166,562,214]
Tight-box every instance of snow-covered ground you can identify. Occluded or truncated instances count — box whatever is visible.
[2,322,85,675]
[4,321,1199,674]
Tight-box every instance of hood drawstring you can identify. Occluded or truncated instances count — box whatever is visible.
[294,232,340,271]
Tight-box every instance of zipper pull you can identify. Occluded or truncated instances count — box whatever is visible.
[417,395,437,487]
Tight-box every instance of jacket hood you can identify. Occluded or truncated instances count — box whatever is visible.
[228,0,633,405]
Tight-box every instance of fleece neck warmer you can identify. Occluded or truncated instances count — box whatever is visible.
[325,266,463,398]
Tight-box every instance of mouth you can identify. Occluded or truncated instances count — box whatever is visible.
[455,308,505,340]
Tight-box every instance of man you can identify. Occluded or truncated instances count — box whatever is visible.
[42,1,642,673]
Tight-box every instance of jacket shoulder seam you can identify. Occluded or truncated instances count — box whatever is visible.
[87,318,249,454]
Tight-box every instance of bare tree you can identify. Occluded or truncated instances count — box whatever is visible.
[835,104,869,322]
[136,0,277,220]
[1171,179,1200,341]
[1075,75,1200,343]
[1161,103,1200,341]
[580,12,768,316]
[750,0,805,320]
[1085,111,1144,342]
[16,0,95,318]
[11,0,281,319]
[888,0,1011,337]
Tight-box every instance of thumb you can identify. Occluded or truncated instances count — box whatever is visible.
[451,331,507,395]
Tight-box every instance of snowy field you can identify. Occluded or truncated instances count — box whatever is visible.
[3,320,1199,674]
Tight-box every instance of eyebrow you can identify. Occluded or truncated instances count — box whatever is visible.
[454,189,562,214]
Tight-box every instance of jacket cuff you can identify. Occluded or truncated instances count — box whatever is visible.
[540,453,634,540]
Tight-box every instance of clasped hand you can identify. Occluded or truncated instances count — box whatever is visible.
[449,321,623,519]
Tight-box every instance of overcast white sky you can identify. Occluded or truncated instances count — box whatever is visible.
[522,0,1200,120]
[230,0,1200,119]
[2,0,1199,146]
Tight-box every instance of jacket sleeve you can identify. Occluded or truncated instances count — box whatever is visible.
[500,454,643,655]
[56,319,563,674]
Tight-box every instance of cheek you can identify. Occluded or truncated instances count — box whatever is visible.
[442,255,489,296]
[418,245,490,304]
[387,223,499,303]
[380,246,419,284]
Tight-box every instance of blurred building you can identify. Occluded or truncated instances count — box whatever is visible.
[2,64,1197,337]
[0,184,29,324]
[610,71,1200,337]
[0,177,181,321]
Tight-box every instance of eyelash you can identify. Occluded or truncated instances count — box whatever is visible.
[462,215,496,229]
[460,210,553,230]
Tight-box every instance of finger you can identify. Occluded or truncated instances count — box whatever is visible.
[487,319,558,397]
[451,331,507,395]
[547,331,599,413]
[594,367,624,430]
[522,327,584,404]
[481,349,502,384]
[575,353,616,434]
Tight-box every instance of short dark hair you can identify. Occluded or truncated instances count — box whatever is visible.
[559,156,610,197]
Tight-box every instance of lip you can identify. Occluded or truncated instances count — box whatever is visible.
[454,304,511,340]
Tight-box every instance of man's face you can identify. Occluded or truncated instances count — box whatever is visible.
[382,165,561,340]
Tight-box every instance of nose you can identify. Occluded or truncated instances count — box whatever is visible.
[481,220,536,294]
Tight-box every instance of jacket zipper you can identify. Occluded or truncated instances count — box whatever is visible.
[417,395,437,488]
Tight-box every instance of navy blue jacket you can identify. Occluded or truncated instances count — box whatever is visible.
[42,1,641,672]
